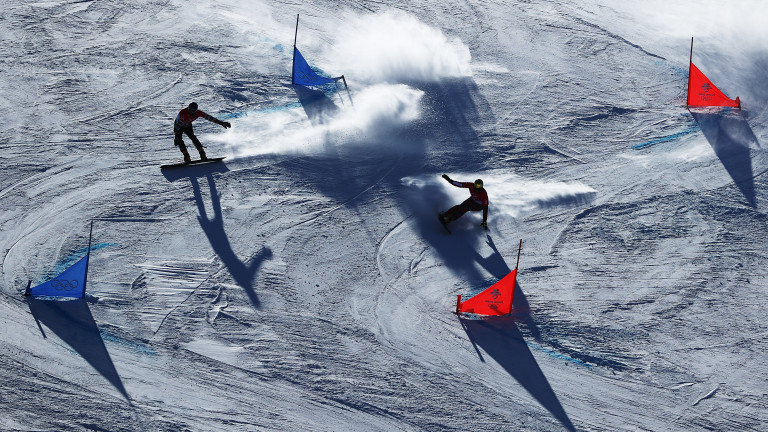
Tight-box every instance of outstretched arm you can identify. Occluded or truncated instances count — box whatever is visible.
[441,174,468,188]
[201,111,231,128]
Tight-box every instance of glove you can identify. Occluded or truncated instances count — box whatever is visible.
[442,174,451,181]
[481,221,488,230]
[221,121,231,129]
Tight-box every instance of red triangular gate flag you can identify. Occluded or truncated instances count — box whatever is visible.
[687,62,740,109]
[456,269,517,315]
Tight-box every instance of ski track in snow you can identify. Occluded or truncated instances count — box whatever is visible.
[2,0,768,431]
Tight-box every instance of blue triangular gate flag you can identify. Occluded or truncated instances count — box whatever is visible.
[292,47,340,86]
[26,254,88,298]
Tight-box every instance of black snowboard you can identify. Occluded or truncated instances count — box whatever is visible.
[161,157,225,169]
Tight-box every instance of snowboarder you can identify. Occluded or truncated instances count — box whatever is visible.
[439,174,489,230]
[174,102,231,163]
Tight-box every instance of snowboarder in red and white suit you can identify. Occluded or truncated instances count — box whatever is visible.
[439,174,489,230]
[174,102,231,163]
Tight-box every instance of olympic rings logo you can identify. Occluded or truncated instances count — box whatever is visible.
[51,279,79,291]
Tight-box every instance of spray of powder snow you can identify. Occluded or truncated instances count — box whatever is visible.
[402,173,597,219]
[208,10,475,157]
[207,84,423,157]
[328,10,472,84]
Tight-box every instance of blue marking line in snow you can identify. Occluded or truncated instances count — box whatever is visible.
[100,329,157,356]
[526,341,593,368]
[463,277,594,368]
[632,125,698,150]
[259,36,286,54]
[40,242,119,283]
[221,102,302,119]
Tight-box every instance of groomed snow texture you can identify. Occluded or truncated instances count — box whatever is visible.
[2,1,768,431]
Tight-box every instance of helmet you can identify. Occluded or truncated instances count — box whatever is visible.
[474,179,483,189]
[188,102,198,112]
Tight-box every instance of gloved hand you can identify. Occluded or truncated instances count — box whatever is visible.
[221,121,231,129]
[481,220,488,230]
[442,174,451,181]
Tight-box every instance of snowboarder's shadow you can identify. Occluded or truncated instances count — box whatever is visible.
[27,298,130,401]
[407,182,501,282]
[190,173,272,308]
[690,108,761,207]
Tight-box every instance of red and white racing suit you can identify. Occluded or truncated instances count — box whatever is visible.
[442,180,489,223]
[174,108,224,159]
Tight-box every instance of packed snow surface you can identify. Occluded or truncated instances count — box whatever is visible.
[2,0,768,430]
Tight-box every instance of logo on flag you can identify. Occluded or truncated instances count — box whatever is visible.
[687,62,740,109]
[456,269,518,316]
[52,279,79,291]
[26,254,89,298]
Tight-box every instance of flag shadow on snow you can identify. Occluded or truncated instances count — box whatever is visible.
[436,227,574,429]
[459,311,576,432]
[191,174,272,308]
[411,79,486,152]
[27,298,130,401]
[689,108,761,207]
[293,84,340,126]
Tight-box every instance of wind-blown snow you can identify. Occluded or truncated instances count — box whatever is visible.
[212,83,423,157]
[402,174,597,219]
[329,10,473,84]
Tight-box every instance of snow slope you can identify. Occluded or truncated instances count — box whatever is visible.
[2,0,768,430]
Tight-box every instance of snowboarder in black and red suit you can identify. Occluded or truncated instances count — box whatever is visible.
[439,174,489,230]
[174,102,231,163]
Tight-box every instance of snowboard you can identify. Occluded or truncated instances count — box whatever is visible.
[438,213,452,234]
[161,157,225,169]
